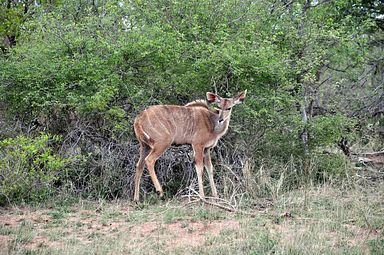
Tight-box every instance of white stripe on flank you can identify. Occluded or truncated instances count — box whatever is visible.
[143,130,150,140]
[154,110,171,135]
[145,110,162,137]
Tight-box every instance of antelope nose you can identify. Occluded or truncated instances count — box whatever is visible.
[219,118,224,123]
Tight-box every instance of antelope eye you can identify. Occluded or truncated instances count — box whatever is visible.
[226,107,232,111]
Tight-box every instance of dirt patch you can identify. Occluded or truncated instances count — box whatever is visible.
[127,220,240,249]
[344,224,382,247]
[0,235,13,242]
[0,215,21,227]
[0,208,52,227]
[0,207,98,251]
[130,222,158,237]
[25,236,65,250]
[168,220,240,248]
[269,219,381,251]
[0,235,13,254]
[0,234,14,248]
[1,205,241,252]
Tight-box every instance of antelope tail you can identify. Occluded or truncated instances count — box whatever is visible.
[134,121,154,145]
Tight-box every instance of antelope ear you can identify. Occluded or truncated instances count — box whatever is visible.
[234,90,247,104]
[206,92,221,103]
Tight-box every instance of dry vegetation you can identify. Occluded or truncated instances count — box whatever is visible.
[1,1,383,254]
[0,183,383,255]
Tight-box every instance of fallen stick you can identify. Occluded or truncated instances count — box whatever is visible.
[182,189,261,217]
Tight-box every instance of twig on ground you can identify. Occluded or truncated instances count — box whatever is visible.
[182,188,261,217]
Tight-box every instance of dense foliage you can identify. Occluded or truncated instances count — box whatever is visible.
[0,0,383,203]
[0,133,68,204]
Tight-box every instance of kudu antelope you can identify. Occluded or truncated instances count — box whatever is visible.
[133,90,247,201]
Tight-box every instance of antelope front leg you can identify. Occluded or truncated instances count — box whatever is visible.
[204,148,218,198]
[193,145,205,198]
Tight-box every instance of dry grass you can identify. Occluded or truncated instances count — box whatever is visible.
[0,184,383,255]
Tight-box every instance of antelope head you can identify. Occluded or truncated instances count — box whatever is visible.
[206,90,247,126]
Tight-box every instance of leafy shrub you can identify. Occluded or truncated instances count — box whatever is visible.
[0,133,69,204]
[0,0,380,201]
[307,153,350,184]
[308,115,356,149]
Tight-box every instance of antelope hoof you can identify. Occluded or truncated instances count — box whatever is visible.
[157,191,164,199]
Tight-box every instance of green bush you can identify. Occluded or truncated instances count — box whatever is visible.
[0,0,380,201]
[308,153,350,184]
[0,133,69,204]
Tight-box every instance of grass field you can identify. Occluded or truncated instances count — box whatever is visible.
[0,183,383,255]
